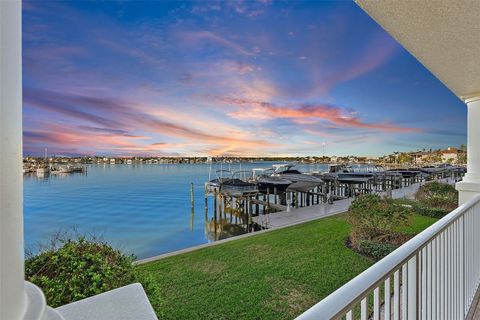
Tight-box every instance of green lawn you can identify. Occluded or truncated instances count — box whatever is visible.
[137,214,438,320]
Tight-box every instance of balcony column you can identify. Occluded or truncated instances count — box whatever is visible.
[0,1,26,319]
[456,96,480,204]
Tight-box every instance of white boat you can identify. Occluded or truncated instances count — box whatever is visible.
[36,166,50,177]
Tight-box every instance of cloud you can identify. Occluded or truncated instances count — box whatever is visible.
[176,30,255,56]
[218,97,422,133]
[96,38,166,67]
[23,88,280,156]
[321,33,398,91]
[24,89,124,128]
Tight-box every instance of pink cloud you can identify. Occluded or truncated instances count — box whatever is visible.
[218,97,422,133]
[24,89,282,156]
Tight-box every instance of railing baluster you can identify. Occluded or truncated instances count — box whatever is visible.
[361,297,367,320]
[463,213,467,317]
[454,222,457,319]
[427,242,432,320]
[385,277,391,320]
[440,232,445,320]
[373,287,380,320]
[446,226,450,319]
[402,263,408,320]
[433,238,437,320]
[346,310,353,320]
[457,220,461,319]
[407,255,418,320]
[422,246,427,320]
[394,270,400,320]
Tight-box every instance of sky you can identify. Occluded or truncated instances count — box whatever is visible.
[22,0,467,157]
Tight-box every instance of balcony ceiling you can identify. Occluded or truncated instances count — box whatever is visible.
[356,0,480,100]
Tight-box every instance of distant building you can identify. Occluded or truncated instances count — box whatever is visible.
[411,151,431,164]
[441,147,465,163]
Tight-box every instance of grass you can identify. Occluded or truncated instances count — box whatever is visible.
[401,214,438,235]
[137,213,438,320]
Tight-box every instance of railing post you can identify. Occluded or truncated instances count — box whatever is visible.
[462,215,466,318]
[0,1,26,319]
[456,96,480,204]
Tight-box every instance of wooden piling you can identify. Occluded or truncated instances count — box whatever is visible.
[190,182,194,207]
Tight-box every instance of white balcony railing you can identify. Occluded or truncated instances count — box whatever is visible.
[297,194,480,320]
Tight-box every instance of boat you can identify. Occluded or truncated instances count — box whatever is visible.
[51,166,74,174]
[250,168,292,193]
[385,168,421,178]
[205,170,256,196]
[438,163,467,174]
[70,165,85,173]
[420,165,448,175]
[271,164,323,191]
[36,165,50,177]
[205,170,232,193]
[36,148,50,177]
[320,164,379,184]
[219,178,258,196]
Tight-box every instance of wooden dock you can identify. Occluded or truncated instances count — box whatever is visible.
[249,199,287,212]
[252,177,459,229]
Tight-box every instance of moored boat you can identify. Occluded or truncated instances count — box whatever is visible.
[251,169,292,192]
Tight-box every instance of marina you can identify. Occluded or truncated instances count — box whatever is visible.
[203,163,465,235]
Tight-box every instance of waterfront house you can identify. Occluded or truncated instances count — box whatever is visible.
[1,1,480,319]
[411,151,432,164]
[441,147,465,164]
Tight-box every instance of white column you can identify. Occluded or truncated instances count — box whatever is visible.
[0,1,26,319]
[456,96,480,204]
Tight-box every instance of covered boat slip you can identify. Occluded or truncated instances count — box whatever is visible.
[252,177,459,229]
[201,163,464,240]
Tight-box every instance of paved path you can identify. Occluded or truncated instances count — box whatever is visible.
[253,178,459,229]
[252,198,354,228]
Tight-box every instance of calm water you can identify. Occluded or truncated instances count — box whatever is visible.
[24,162,329,259]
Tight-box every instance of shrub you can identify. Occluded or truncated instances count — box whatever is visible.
[414,206,450,219]
[25,235,161,308]
[347,194,413,245]
[415,182,458,211]
[356,240,398,261]
[393,198,450,219]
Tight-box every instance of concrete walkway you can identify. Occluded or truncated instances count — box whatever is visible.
[253,178,458,229]
[252,198,354,228]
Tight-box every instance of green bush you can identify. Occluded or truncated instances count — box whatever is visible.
[415,182,458,211]
[25,235,161,309]
[414,205,450,219]
[356,240,398,261]
[347,194,413,244]
[392,198,450,219]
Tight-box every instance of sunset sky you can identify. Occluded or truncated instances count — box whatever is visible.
[23,0,467,157]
